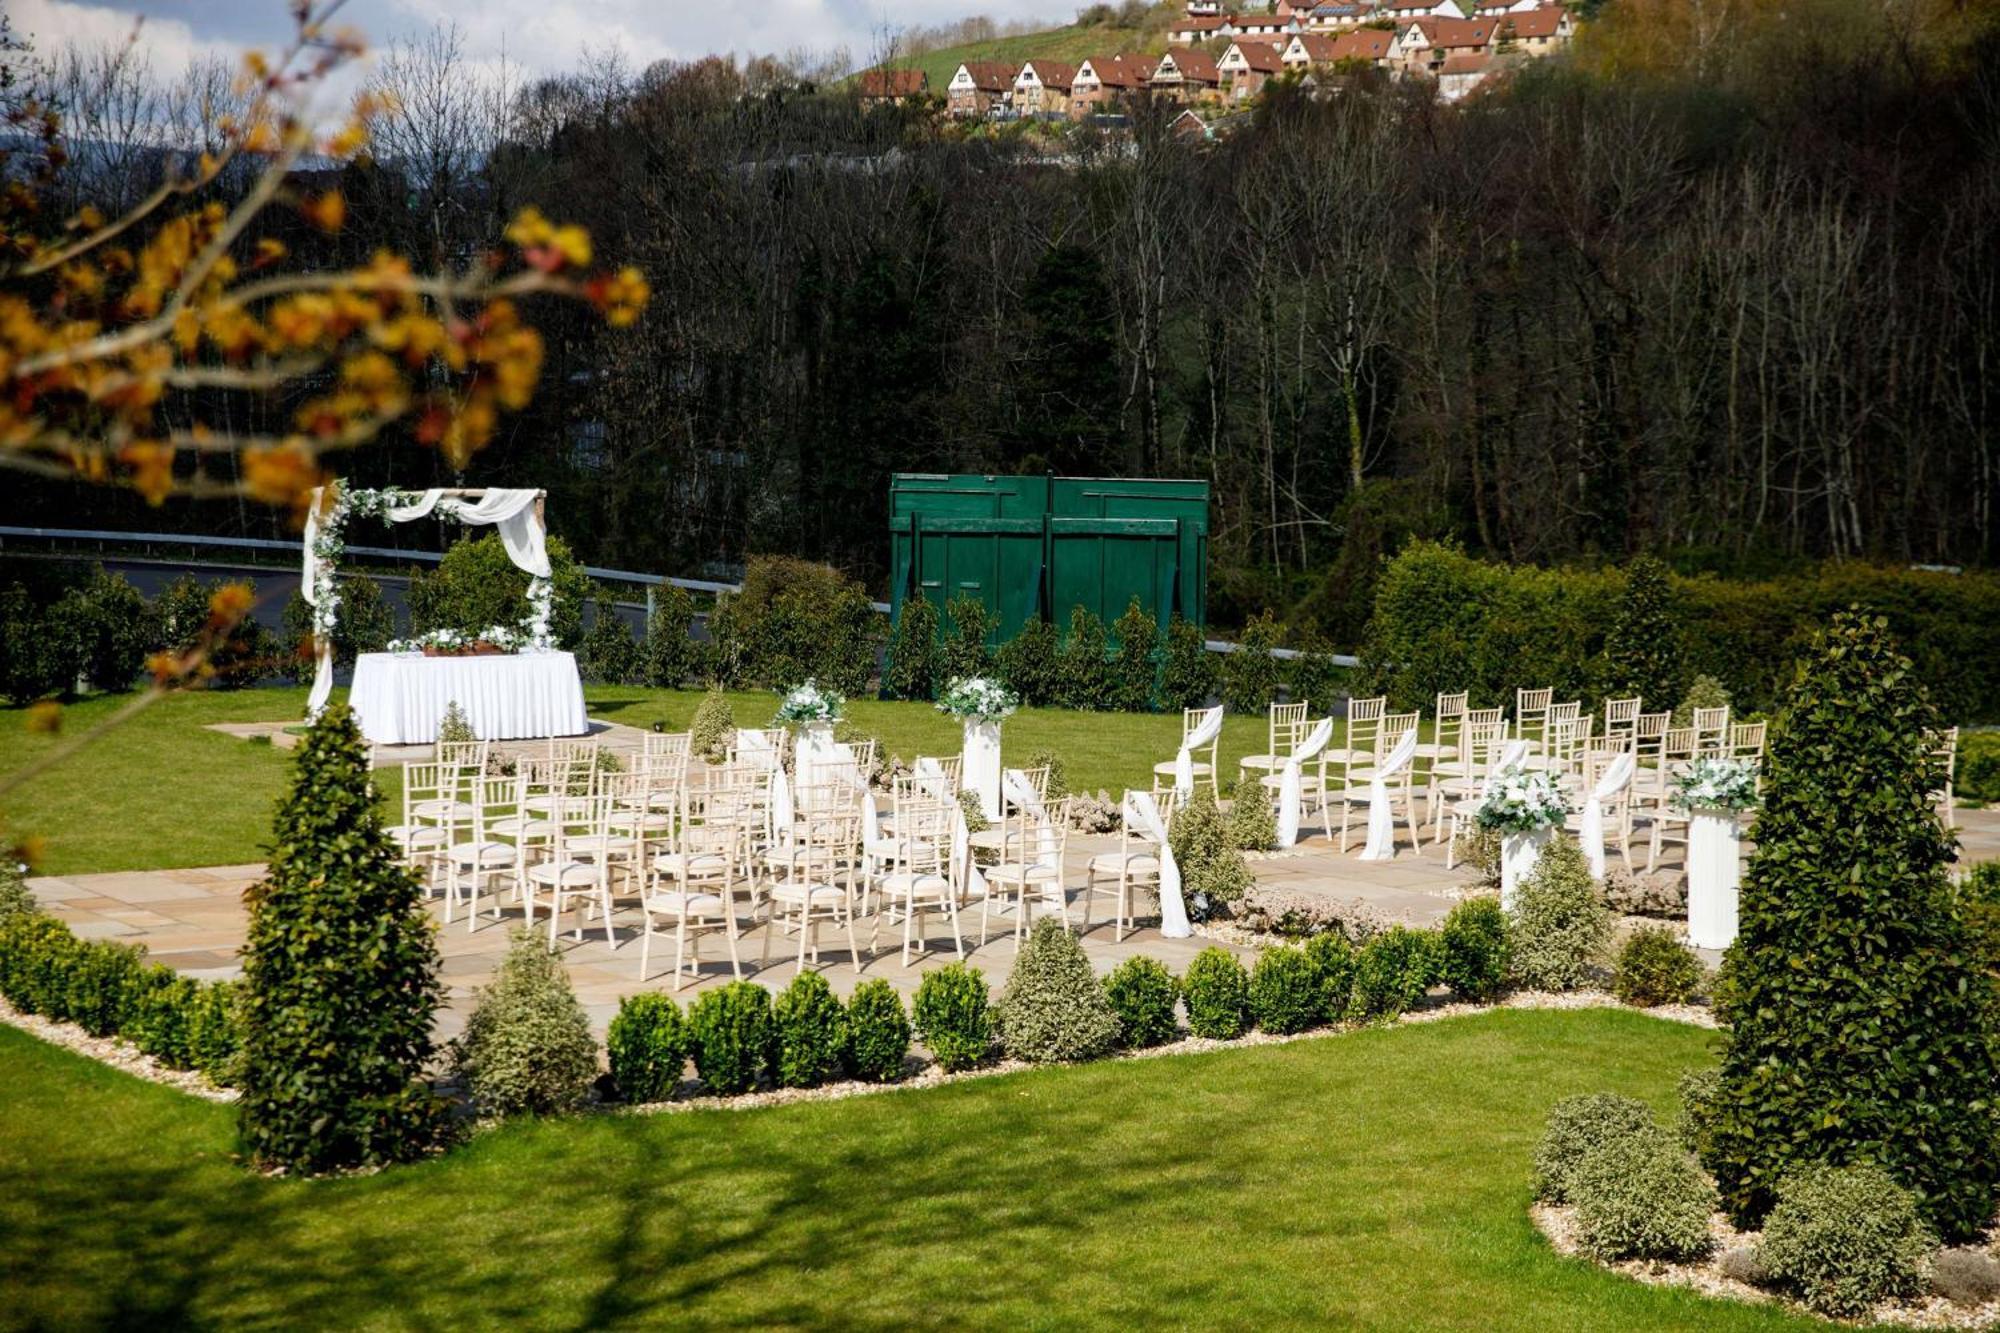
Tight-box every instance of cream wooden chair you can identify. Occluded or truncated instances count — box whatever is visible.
[872,794,964,966]
[387,760,463,892]
[1151,706,1224,799]
[436,737,490,772]
[1692,705,1732,757]
[1563,749,1635,875]
[1333,716,1419,853]
[1431,717,1506,841]
[1932,727,1959,828]
[1084,791,1171,943]
[1602,696,1641,751]
[1515,687,1554,752]
[443,775,521,933]
[524,791,619,947]
[1730,721,1768,761]
[912,755,963,796]
[1239,701,1311,788]
[978,797,1073,949]
[762,804,863,977]
[643,730,692,761]
[1413,691,1468,798]
[1325,695,1385,768]
[638,796,747,988]
[728,727,788,771]
[1431,706,1503,783]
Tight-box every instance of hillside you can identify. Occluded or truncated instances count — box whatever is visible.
[901,8,1182,94]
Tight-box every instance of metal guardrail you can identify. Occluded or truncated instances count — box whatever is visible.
[0,524,1360,666]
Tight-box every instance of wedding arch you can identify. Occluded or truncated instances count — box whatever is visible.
[300,485,553,717]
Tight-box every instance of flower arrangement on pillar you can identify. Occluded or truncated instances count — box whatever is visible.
[1474,765,1571,909]
[1670,757,1760,949]
[936,676,1019,820]
[773,679,847,771]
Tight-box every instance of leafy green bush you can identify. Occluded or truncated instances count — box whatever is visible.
[1057,605,1116,711]
[1000,918,1121,1063]
[884,590,941,701]
[1285,629,1346,716]
[1533,1093,1660,1204]
[1303,931,1356,1023]
[1159,612,1218,710]
[1103,956,1180,1048]
[1023,747,1069,800]
[455,929,599,1117]
[64,940,144,1038]
[437,700,476,746]
[689,687,734,762]
[1248,945,1322,1035]
[1708,613,2000,1239]
[1675,1066,1721,1171]
[1759,1165,1934,1318]
[127,966,198,1069]
[238,704,448,1170]
[1348,926,1437,1021]
[773,971,849,1088]
[1604,555,1685,711]
[1437,897,1510,1003]
[1508,835,1609,992]
[580,592,641,685]
[1170,788,1254,916]
[1228,789,1276,852]
[1571,1126,1716,1263]
[1109,598,1159,713]
[606,993,690,1103]
[997,615,1062,706]
[0,855,35,923]
[843,979,912,1082]
[154,575,279,689]
[65,566,157,691]
[187,979,243,1084]
[1221,611,1283,713]
[0,911,79,1018]
[1672,673,1732,729]
[1612,927,1702,1007]
[689,981,776,1094]
[408,533,590,649]
[913,963,993,1072]
[640,584,700,688]
[1182,947,1250,1040]
[280,573,392,673]
[707,556,878,694]
[942,595,994,683]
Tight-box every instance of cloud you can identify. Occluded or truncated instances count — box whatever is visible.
[7,0,247,77]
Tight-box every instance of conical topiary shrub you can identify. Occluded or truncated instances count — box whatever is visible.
[1707,612,1999,1240]
[689,687,734,763]
[1604,554,1684,709]
[237,703,448,1172]
[999,917,1120,1063]
[1170,787,1253,918]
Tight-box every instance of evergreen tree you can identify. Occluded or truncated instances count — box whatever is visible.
[941,594,994,682]
[237,704,447,1172]
[1707,613,1998,1240]
[884,590,941,700]
[1604,555,1684,709]
[1110,597,1159,713]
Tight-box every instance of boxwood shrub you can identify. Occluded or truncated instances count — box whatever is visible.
[1347,926,1436,1022]
[1534,1093,1660,1204]
[1104,956,1180,1048]
[1303,932,1356,1023]
[1437,897,1510,1003]
[912,963,992,1073]
[606,993,690,1103]
[1181,947,1250,1040]
[689,980,777,1094]
[455,930,600,1117]
[1759,1164,1935,1317]
[1612,926,1702,1007]
[773,971,848,1088]
[1248,945,1322,1035]
[843,979,912,1081]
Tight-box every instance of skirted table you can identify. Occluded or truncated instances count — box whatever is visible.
[349,651,589,745]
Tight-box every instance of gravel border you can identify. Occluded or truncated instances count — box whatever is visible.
[0,996,236,1103]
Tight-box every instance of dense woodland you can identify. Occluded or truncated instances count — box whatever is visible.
[10,0,2000,636]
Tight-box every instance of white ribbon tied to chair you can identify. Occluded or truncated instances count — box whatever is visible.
[770,764,794,847]
[1275,716,1337,850]
[302,486,551,717]
[1173,705,1225,799]
[1358,725,1421,861]
[1004,768,1059,865]
[1126,790,1190,938]
[1579,751,1636,878]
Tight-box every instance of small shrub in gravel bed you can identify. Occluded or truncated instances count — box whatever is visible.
[1612,926,1702,1007]
[1247,945,1322,1035]
[187,979,243,1084]
[1931,1248,2000,1307]
[1103,956,1179,1049]
[843,979,911,1081]
[1303,932,1355,1023]
[1674,1067,1721,1169]
[1758,1164,1935,1318]
[773,972,848,1088]
[1571,1125,1717,1263]
[1181,947,1250,1040]
[689,981,776,1094]
[1437,897,1510,1003]
[1000,919,1120,1065]
[913,963,992,1072]
[456,931,600,1116]
[1717,1246,1768,1286]
[1347,926,1436,1022]
[1228,791,1277,852]
[1534,1093,1659,1205]
[0,912,81,1019]
[128,966,200,1068]
[607,993,690,1103]
[1509,834,1610,992]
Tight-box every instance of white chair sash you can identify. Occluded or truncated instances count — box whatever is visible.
[1580,752,1635,878]
[914,756,951,803]
[1004,768,1059,864]
[1127,790,1189,938]
[1174,705,1225,798]
[1276,716,1337,849]
[735,730,779,771]
[770,765,794,845]
[1358,725,1421,861]
[950,801,987,901]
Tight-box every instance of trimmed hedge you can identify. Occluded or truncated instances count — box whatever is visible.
[1571,1126,1717,1263]
[1247,945,1322,1035]
[1534,1093,1660,1205]
[1182,947,1250,1040]
[689,981,776,1094]
[912,963,992,1073]
[1612,927,1702,1008]
[607,993,690,1103]
[999,919,1120,1064]
[1103,956,1180,1048]
[1348,926,1436,1022]
[707,556,878,695]
[1437,897,1510,1003]
[773,971,848,1088]
[843,979,912,1081]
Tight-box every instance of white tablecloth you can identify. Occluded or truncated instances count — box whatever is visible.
[348,651,590,745]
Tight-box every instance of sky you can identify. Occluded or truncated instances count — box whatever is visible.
[8,0,1069,81]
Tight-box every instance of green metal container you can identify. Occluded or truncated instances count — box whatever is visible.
[888,473,1208,647]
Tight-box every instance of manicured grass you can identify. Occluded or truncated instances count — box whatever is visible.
[0,1008,1822,1330]
[0,686,1295,877]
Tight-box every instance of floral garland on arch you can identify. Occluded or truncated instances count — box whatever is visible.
[310,485,554,651]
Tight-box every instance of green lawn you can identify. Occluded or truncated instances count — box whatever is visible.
[0,686,1288,877]
[0,1007,1829,1330]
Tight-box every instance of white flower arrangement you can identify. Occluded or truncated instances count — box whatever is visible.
[773,678,845,725]
[935,675,1018,726]
[1670,756,1760,814]
[1474,764,1571,833]
[388,625,525,655]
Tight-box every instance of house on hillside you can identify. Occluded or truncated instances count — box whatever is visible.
[1300,3,1377,30]
[1015,60,1081,117]
[1436,51,1495,99]
[1072,54,1153,114]
[1187,0,1224,12]
[1286,27,1397,70]
[1230,12,1302,38]
[947,61,1017,116]
[1382,0,1468,18]
[1492,6,1574,55]
[1219,39,1289,101]
[1171,108,1213,139]
[1150,47,1223,101]
[1392,16,1497,72]
[1472,0,1547,12]
[1169,13,1230,40]
[858,69,928,104]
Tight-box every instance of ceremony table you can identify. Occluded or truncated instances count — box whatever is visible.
[348,650,589,745]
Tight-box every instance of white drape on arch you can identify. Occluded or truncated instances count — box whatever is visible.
[302,486,551,717]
